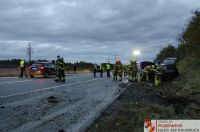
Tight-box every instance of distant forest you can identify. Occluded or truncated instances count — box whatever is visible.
[0,59,94,69]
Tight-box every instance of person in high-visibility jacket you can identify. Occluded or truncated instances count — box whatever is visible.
[113,64,118,80]
[113,60,123,81]
[100,64,104,78]
[123,65,128,77]
[55,55,65,82]
[60,57,65,82]
[93,64,97,77]
[118,61,123,81]
[129,59,137,81]
[142,65,156,82]
[106,63,111,78]
[155,61,163,86]
[19,59,27,78]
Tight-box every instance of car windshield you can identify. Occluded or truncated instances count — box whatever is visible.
[31,63,46,67]
[163,59,176,64]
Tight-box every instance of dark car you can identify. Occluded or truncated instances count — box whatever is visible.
[161,58,179,81]
[162,57,177,65]
[28,62,56,78]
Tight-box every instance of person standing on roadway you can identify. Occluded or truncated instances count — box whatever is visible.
[55,55,65,82]
[60,57,65,82]
[117,60,123,81]
[113,63,118,81]
[93,64,97,77]
[19,59,27,78]
[129,59,137,82]
[100,64,104,78]
[106,63,111,78]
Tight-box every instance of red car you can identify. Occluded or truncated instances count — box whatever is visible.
[28,62,56,78]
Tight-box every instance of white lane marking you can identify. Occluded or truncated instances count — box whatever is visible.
[0,78,102,99]
[0,80,31,85]
[0,77,18,79]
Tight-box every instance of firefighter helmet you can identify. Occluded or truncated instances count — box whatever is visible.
[130,59,137,63]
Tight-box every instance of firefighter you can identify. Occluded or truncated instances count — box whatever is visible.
[113,63,118,80]
[19,59,27,78]
[141,65,156,82]
[155,61,162,86]
[129,59,137,81]
[60,57,65,82]
[93,64,97,77]
[113,60,123,81]
[118,61,123,81]
[106,63,111,78]
[55,55,65,82]
[100,64,104,78]
[123,65,128,77]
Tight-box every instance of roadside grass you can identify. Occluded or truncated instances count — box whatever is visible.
[175,57,200,102]
[87,82,181,132]
[88,99,178,132]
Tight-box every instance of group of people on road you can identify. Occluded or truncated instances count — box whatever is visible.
[93,63,111,78]
[93,59,163,86]
[19,55,163,85]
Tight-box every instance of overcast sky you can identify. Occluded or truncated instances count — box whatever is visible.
[0,0,199,64]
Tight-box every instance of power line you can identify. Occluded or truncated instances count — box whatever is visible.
[26,42,34,62]
[107,56,110,63]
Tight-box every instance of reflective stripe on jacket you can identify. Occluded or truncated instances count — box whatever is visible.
[106,64,111,70]
[20,60,25,67]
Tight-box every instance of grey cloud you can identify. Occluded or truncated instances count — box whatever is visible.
[0,0,200,63]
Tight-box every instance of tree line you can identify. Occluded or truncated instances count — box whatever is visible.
[0,59,94,69]
[156,11,200,62]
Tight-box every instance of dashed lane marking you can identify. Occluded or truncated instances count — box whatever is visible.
[0,80,32,85]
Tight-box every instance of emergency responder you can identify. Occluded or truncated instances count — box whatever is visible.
[118,61,123,81]
[113,60,123,81]
[19,59,27,78]
[129,59,137,81]
[55,55,65,82]
[100,64,104,77]
[106,63,111,78]
[60,57,65,82]
[155,61,162,86]
[141,65,156,82]
[93,64,97,77]
[123,65,128,77]
[113,63,118,80]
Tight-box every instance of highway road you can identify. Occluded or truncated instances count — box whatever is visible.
[0,74,127,132]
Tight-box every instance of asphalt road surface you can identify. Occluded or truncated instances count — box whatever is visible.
[0,74,127,132]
